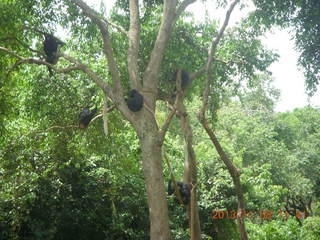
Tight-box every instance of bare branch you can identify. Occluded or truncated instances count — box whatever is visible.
[143,0,196,103]
[143,0,178,93]
[102,100,111,136]
[128,0,141,89]
[199,0,239,118]
[68,1,138,124]
[175,0,197,21]
[1,47,84,78]
[0,47,68,74]
[191,0,239,84]
[0,46,23,59]
[58,65,82,73]
[163,152,185,206]
[207,0,239,71]
[197,116,248,240]
[104,19,128,36]
[60,53,111,95]
[195,2,248,238]
[70,0,122,93]
[45,125,78,131]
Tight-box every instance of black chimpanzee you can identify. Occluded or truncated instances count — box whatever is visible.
[172,69,191,91]
[167,179,191,205]
[125,89,144,112]
[78,108,97,129]
[43,33,65,75]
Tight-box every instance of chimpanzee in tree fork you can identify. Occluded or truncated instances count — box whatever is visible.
[125,89,144,112]
[43,33,65,75]
[78,108,97,129]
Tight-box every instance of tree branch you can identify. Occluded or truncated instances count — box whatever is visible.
[104,19,128,36]
[0,47,113,100]
[159,107,177,144]
[6,59,24,78]
[0,46,72,75]
[59,53,110,93]
[175,0,197,21]
[158,70,185,143]
[128,0,141,89]
[196,1,248,239]
[70,0,122,94]
[206,0,239,71]
[143,0,178,95]
[199,0,239,118]
[0,46,65,71]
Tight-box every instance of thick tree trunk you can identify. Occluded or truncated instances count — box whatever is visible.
[138,121,171,240]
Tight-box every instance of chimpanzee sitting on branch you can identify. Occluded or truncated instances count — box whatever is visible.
[167,179,191,205]
[43,33,65,75]
[125,89,144,112]
[78,108,97,129]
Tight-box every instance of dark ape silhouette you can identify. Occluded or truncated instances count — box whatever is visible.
[78,108,97,129]
[43,34,65,75]
[167,180,191,205]
[125,89,144,112]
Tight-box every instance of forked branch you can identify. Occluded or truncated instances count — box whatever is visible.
[70,0,122,93]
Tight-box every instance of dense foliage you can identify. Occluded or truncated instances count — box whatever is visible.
[0,0,319,239]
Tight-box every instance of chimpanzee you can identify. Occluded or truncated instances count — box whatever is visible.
[167,179,191,205]
[43,33,65,75]
[172,69,191,91]
[125,89,144,112]
[78,108,97,129]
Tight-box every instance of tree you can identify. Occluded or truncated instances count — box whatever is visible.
[0,0,279,239]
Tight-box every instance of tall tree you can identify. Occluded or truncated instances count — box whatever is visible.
[0,0,278,239]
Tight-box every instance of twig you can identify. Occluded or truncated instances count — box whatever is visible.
[45,125,78,131]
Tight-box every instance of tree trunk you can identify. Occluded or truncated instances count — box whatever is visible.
[178,101,201,239]
[200,121,248,240]
[138,120,171,240]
